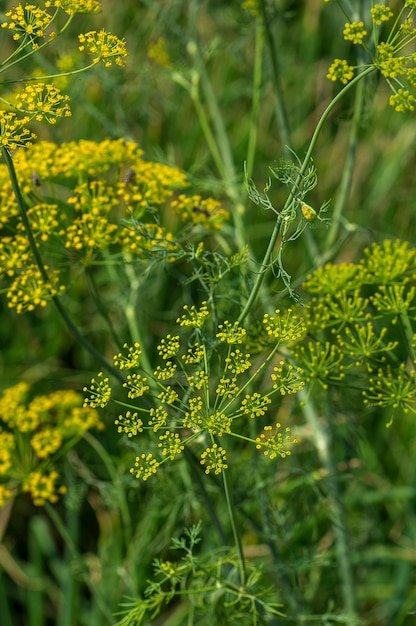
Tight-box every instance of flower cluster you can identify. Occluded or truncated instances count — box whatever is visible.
[0,383,104,507]
[171,195,230,232]
[84,302,303,480]
[0,112,36,149]
[363,364,416,426]
[78,30,127,67]
[326,59,354,85]
[241,0,260,17]
[0,138,227,312]
[326,2,416,112]
[45,0,101,14]
[295,239,416,423]
[0,1,126,149]
[148,37,172,68]
[1,4,54,47]
[13,83,72,124]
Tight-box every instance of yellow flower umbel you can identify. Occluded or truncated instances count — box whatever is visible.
[343,21,367,45]
[1,4,54,48]
[171,194,230,232]
[148,37,172,68]
[0,112,36,149]
[326,59,355,85]
[325,2,416,112]
[0,138,223,313]
[296,238,416,425]
[85,302,303,481]
[13,83,72,124]
[241,0,260,18]
[0,384,104,507]
[0,0,127,152]
[78,30,128,67]
[45,0,101,14]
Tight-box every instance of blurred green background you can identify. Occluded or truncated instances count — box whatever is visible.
[2,1,416,625]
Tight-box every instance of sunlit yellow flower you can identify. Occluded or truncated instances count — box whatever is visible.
[1,4,53,46]
[200,444,228,474]
[45,0,101,14]
[78,29,127,67]
[389,89,415,112]
[343,21,367,45]
[14,83,71,123]
[0,111,36,149]
[326,58,354,84]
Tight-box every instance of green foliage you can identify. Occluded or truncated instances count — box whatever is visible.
[2,1,416,626]
[114,522,284,626]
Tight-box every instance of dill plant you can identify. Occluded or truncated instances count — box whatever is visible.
[1,0,416,625]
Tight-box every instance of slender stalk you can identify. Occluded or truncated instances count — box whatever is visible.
[399,309,416,364]
[238,66,376,323]
[194,50,239,200]
[85,267,124,351]
[2,147,124,384]
[82,431,133,548]
[183,448,228,545]
[185,42,247,250]
[180,73,226,184]
[44,503,114,624]
[245,16,265,182]
[122,262,155,377]
[0,62,100,85]
[259,0,292,160]
[221,467,247,587]
[325,66,368,252]
[298,388,359,624]
[0,497,14,542]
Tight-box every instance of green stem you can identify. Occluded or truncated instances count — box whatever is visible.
[238,215,281,324]
[221,467,246,587]
[325,65,368,252]
[399,309,416,363]
[259,0,291,160]
[44,503,114,624]
[82,431,133,548]
[180,73,225,184]
[122,262,154,376]
[183,39,247,249]
[238,66,376,323]
[85,266,124,351]
[298,388,359,624]
[245,16,264,182]
[2,147,124,384]
[194,49,239,200]
[0,61,100,86]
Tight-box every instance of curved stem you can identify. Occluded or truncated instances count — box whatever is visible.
[300,67,375,182]
[239,66,376,323]
[0,61,99,86]
[2,147,124,384]
[325,66,369,251]
[238,216,281,324]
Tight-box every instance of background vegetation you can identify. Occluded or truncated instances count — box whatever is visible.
[1,1,416,625]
